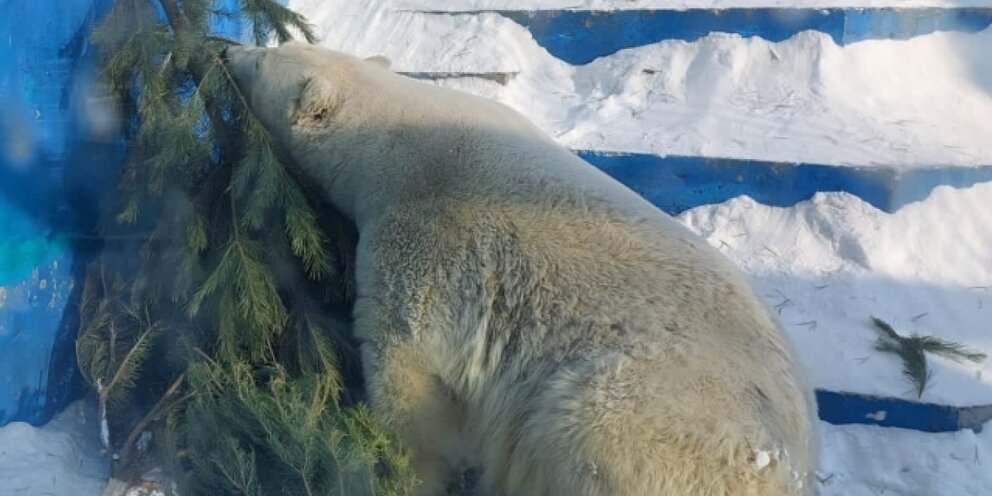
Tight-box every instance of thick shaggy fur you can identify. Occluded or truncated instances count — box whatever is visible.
[224,43,817,496]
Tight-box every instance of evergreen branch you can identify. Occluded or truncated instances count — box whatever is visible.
[187,243,236,317]
[870,316,900,341]
[237,0,317,44]
[283,181,333,281]
[187,210,209,253]
[104,316,158,398]
[230,240,289,344]
[154,0,187,33]
[86,0,409,491]
[871,316,986,398]
[913,336,987,363]
[116,373,187,470]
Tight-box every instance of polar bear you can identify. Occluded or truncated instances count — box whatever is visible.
[223,42,817,496]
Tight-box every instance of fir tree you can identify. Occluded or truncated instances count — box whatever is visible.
[77,1,414,493]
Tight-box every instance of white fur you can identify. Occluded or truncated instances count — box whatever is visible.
[225,42,818,496]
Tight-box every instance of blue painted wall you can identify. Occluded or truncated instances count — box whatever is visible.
[0,0,247,427]
[488,8,992,64]
[0,0,120,426]
[579,152,992,215]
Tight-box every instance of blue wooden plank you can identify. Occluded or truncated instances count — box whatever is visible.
[459,9,992,64]
[577,151,992,214]
[844,7,992,44]
[816,389,992,433]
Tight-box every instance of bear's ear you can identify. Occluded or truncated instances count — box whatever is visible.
[294,76,338,126]
[364,55,392,70]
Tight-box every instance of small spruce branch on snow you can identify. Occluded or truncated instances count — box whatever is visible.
[870,316,986,398]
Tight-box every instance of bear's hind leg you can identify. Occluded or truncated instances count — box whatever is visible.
[362,342,466,496]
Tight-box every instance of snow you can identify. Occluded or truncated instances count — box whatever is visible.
[678,184,992,406]
[3,1,991,495]
[291,0,992,168]
[0,399,107,496]
[392,0,992,9]
[677,186,992,494]
[818,422,992,496]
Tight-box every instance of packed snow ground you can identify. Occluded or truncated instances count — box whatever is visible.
[677,184,992,493]
[817,421,992,495]
[679,184,992,407]
[3,2,991,495]
[0,399,107,495]
[293,0,992,167]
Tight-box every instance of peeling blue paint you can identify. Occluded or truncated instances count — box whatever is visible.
[0,252,74,425]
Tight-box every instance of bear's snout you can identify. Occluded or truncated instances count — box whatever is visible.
[220,45,249,66]
[219,46,255,91]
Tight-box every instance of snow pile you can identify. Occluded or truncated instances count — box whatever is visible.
[292,0,992,167]
[0,400,107,496]
[676,184,992,496]
[679,183,992,405]
[818,422,992,496]
[541,29,992,166]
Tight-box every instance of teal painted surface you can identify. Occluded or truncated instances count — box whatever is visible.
[0,196,74,424]
[0,200,70,285]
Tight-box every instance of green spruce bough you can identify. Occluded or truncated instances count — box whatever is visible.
[871,316,986,398]
[75,1,416,493]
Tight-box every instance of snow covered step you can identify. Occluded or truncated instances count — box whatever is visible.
[320,18,992,169]
[679,182,992,431]
[579,151,992,214]
[419,8,992,64]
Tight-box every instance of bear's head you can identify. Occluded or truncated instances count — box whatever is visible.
[221,42,394,213]
[222,42,392,135]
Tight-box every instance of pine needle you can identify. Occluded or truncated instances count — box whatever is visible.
[913,335,987,363]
